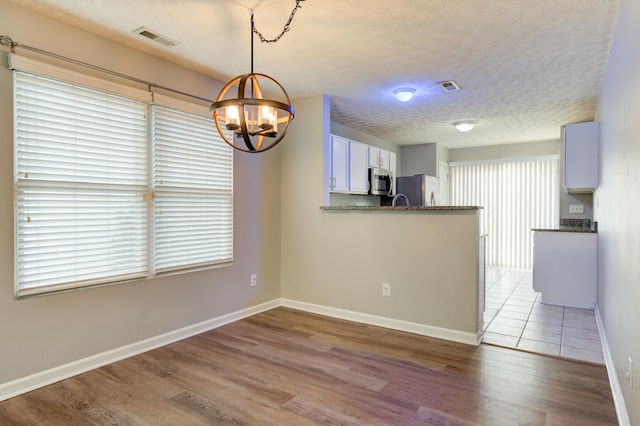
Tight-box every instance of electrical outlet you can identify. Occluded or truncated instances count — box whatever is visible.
[382,282,391,297]
[250,274,257,287]
[628,357,634,388]
[569,204,584,214]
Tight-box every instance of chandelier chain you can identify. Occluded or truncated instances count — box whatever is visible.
[252,0,305,44]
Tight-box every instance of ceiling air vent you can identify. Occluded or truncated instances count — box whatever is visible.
[438,80,461,92]
[132,26,180,47]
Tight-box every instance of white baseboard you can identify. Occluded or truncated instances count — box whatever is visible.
[1,297,482,402]
[0,299,280,402]
[281,298,481,346]
[595,305,630,426]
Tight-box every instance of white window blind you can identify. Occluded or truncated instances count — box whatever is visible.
[450,157,559,269]
[152,106,233,273]
[12,59,234,297]
[14,72,148,296]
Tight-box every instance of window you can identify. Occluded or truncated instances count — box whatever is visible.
[13,58,233,297]
[152,106,233,274]
[450,157,559,269]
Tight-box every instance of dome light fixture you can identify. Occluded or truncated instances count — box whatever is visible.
[210,1,305,153]
[393,87,416,102]
[453,120,477,132]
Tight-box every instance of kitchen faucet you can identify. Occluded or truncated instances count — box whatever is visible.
[392,193,410,207]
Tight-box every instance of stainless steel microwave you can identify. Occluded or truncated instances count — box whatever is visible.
[369,167,393,196]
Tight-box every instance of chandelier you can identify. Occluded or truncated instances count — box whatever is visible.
[210,1,305,153]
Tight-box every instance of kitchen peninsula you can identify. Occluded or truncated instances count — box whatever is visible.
[306,205,485,345]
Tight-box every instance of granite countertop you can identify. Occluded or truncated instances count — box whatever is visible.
[532,227,597,234]
[532,218,598,233]
[320,206,481,211]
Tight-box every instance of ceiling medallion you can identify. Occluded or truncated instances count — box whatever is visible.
[210,1,305,153]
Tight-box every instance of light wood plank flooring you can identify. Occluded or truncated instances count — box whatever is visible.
[0,307,618,425]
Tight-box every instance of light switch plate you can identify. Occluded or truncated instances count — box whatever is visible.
[569,204,584,214]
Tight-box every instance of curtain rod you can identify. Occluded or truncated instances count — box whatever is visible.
[0,35,215,104]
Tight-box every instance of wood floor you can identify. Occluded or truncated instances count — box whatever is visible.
[0,307,618,425]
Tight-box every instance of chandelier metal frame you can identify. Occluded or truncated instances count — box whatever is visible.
[210,1,304,153]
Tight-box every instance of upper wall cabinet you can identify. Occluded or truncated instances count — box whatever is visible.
[368,146,393,171]
[349,140,369,194]
[368,146,383,168]
[329,134,397,195]
[330,135,349,193]
[563,121,599,193]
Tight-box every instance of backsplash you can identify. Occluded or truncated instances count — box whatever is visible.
[329,193,380,207]
[560,218,597,231]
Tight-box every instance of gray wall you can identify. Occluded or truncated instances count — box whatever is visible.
[449,140,561,162]
[398,144,450,178]
[595,0,640,421]
[282,96,481,338]
[401,143,438,177]
[0,0,281,384]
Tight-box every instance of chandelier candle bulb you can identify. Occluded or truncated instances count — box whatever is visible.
[225,106,240,131]
[260,106,276,131]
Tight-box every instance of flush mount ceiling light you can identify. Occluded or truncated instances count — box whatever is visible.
[393,87,416,102]
[453,120,477,132]
[210,1,305,153]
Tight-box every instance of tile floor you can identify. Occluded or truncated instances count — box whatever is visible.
[482,268,605,365]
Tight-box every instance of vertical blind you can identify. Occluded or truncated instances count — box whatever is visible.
[14,67,233,297]
[450,157,559,269]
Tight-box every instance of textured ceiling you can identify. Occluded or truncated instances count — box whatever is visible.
[6,0,621,148]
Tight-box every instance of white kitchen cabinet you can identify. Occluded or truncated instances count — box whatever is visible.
[532,231,597,309]
[330,135,349,193]
[368,146,382,168]
[563,121,599,192]
[379,149,391,170]
[349,140,369,194]
[368,146,394,171]
[368,146,389,169]
[330,135,397,195]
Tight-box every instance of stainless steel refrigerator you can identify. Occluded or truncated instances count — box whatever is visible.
[395,175,439,206]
